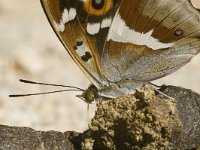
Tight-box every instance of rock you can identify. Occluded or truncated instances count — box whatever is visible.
[0,85,200,149]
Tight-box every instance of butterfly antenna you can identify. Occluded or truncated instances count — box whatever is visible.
[19,79,84,91]
[9,89,81,97]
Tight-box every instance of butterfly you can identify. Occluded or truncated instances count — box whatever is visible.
[40,0,200,103]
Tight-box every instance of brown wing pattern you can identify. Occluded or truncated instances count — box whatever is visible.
[40,0,121,87]
[102,0,200,82]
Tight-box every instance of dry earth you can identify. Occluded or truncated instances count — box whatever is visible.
[0,0,200,132]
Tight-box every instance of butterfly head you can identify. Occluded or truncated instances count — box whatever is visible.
[77,84,99,104]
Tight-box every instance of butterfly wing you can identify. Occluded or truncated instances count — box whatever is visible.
[40,0,121,87]
[102,0,200,83]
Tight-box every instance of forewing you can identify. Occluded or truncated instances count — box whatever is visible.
[40,0,121,87]
[102,0,200,82]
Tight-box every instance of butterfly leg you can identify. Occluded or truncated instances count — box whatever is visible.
[149,82,162,88]
[148,83,175,101]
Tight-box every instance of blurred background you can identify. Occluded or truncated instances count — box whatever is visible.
[0,0,200,132]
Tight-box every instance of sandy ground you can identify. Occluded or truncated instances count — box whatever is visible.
[0,0,200,132]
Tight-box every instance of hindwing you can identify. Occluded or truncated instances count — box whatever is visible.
[102,0,200,83]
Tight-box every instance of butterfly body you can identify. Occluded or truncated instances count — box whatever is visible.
[41,0,200,102]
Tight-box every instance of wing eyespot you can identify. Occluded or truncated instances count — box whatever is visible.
[83,0,113,16]
[174,29,183,37]
[190,0,200,10]
[92,0,105,10]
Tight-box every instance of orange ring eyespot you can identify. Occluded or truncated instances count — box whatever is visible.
[84,0,113,16]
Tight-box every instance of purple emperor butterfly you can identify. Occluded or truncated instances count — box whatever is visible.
[40,0,200,103]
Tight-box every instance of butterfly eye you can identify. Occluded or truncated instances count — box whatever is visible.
[83,0,113,16]
[92,0,105,10]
